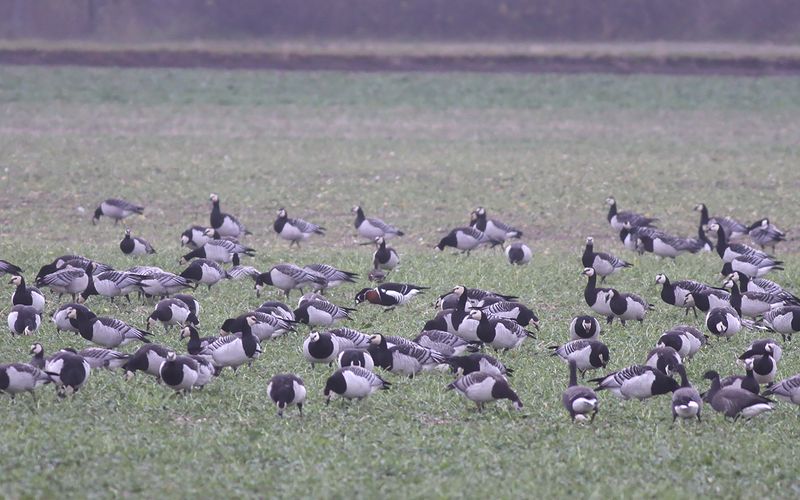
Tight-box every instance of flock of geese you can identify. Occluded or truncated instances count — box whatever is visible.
[1,194,799,423]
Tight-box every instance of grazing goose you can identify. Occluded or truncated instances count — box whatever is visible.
[92,198,144,225]
[655,274,709,317]
[255,264,326,299]
[413,330,478,357]
[367,334,447,378]
[354,283,428,310]
[179,259,229,290]
[159,352,201,394]
[35,266,90,301]
[29,343,45,369]
[703,371,773,420]
[606,288,653,326]
[470,207,522,243]
[209,193,250,238]
[257,301,295,321]
[447,372,523,412]
[734,274,800,305]
[709,222,771,263]
[605,197,658,231]
[721,358,760,395]
[324,366,390,404]
[738,352,777,386]
[704,279,742,340]
[337,349,375,371]
[427,286,479,341]
[369,236,400,273]
[618,227,643,253]
[227,264,261,281]
[671,364,702,422]
[747,218,785,253]
[36,255,112,281]
[0,259,22,277]
[694,203,747,241]
[52,303,95,333]
[635,230,705,258]
[368,268,387,284]
[303,331,349,367]
[123,344,171,381]
[268,374,307,416]
[221,312,294,342]
[581,267,614,319]
[480,301,539,329]
[75,347,130,371]
[68,307,151,348]
[180,225,211,249]
[199,315,262,373]
[44,349,91,396]
[721,255,783,279]
[437,287,517,310]
[80,270,145,303]
[446,353,512,378]
[590,365,678,400]
[657,326,706,360]
[763,373,800,405]
[138,271,193,297]
[726,272,793,318]
[562,359,599,422]
[173,294,201,317]
[329,327,373,350]
[294,298,354,327]
[148,298,198,332]
[436,227,500,255]
[569,315,602,341]
[352,205,403,240]
[0,363,52,400]
[742,339,783,363]
[582,236,631,282]
[7,305,41,336]
[180,239,255,265]
[549,339,610,377]
[505,242,532,265]
[689,286,730,314]
[181,325,218,355]
[468,310,535,350]
[273,208,325,247]
[120,229,156,255]
[9,275,45,313]
[761,306,800,341]
[303,264,358,293]
[644,346,683,375]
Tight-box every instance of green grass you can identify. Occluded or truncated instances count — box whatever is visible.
[0,66,799,498]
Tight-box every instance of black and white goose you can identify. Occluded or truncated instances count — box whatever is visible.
[468,310,535,350]
[120,228,156,255]
[294,298,354,327]
[446,353,512,378]
[709,222,771,264]
[35,265,90,301]
[370,236,400,273]
[447,372,523,412]
[727,272,794,318]
[329,327,373,350]
[302,331,349,367]
[582,236,631,282]
[68,307,151,348]
[337,349,375,371]
[209,193,250,238]
[324,366,390,404]
[367,334,447,378]
[413,330,478,357]
[180,239,255,265]
[273,208,325,247]
[257,300,295,321]
[671,364,702,423]
[742,339,782,363]
[480,301,539,329]
[352,205,403,240]
[735,274,800,304]
[148,298,198,332]
[747,218,785,253]
[569,315,601,341]
[436,227,500,255]
[0,259,23,277]
[703,371,773,420]
[159,351,201,394]
[704,279,743,340]
[221,312,294,342]
[581,267,614,319]
[355,283,428,310]
[9,275,45,313]
[180,226,211,249]
[44,349,91,396]
[657,325,706,360]
[179,259,229,290]
[426,286,479,341]
[590,365,678,401]
[635,229,706,258]
[739,348,777,386]
[549,339,610,377]
[255,264,326,299]
[199,315,262,373]
[303,264,358,293]
[36,255,112,281]
[644,346,683,375]
[122,343,171,381]
[761,306,800,341]
[80,270,145,303]
[694,203,747,241]
[763,373,800,406]
[470,207,523,244]
[618,227,642,253]
[721,255,783,279]
[721,358,760,395]
[562,359,599,422]
[180,325,218,355]
[52,303,95,333]
[7,305,41,336]
[655,274,708,317]
[436,287,517,310]
[138,270,194,297]
[268,374,307,416]
[0,363,52,400]
[75,347,130,370]
[505,242,532,265]
[606,288,653,326]
[92,198,144,225]
[605,197,658,231]
[227,264,261,281]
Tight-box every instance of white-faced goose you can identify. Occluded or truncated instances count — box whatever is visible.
[549,339,610,377]
[92,198,144,225]
[180,239,254,265]
[68,307,151,348]
[720,358,760,395]
[255,264,326,299]
[447,372,523,412]
[9,275,45,313]
[209,193,250,238]
[562,359,599,422]
[303,264,358,293]
[80,270,145,304]
[120,228,156,255]
[635,230,705,259]
[352,205,404,240]
[763,374,800,405]
[413,330,478,356]
[761,306,800,341]
[293,298,354,327]
[582,236,631,282]
[199,316,262,373]
[644,346,682,375]
[123,344,171,381]
[148,298,198,332]
[268,374,307,416]
[694,203,747,241]
[581,267,614,320]
[51,303,95,333]
[657,325,706,360]
[480,301,539,329]
[734,274,800,302]
[273,208,325,247]
[371,236,400,272]
[590,365,678,401]
[180,325,219,355]
[179,259,229,290]
[470,207,522,244]
[0,363,52,400]
[436,227,500,255]
[328,327,372,350]
[445,353,512,379]
[337,349,375,371]
[738,348,777,386]
[7,305,41,336]
[367,334,446,378]
[181,226,211,249]
[302,331,348,367]
[655,274,710,317]
[76,347,130,371]
[44,349,91,396]
[725,272,794,318]
[35,266,90,301]
[569,315,601,341]
[721,255,783,279]
[742,339,782,363]
[0,259,23,277]
[605,197,658,231]
[606,288,653,326]
[467,310,535,351]
[671,364,702,422]
[159,352,202,394]
[221,312,294,342]
[323,366,390,404]
[505,242,532,265]
[747,218,785,253]
[708,222,771,263]
[704,279,742,340]
[138,271,194,298]
[703,371,773,421]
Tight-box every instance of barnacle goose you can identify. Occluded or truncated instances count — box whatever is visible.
[303,331,349,367]
[742,339,782,363]
[436,287,517,310]
[354,282,428,310]
[739,348,777,386]
[0,363,52,400]
[75,347,130,371]
[268,374,307,416]
[7,305,41,336]
[655,274,708,317]
[747,218,785,253]
[446,353,512,378]
[720,357,760,395]
[120,228,156,255]
[35,255,111,281]
[338,349,375,371]
[159,351,202,394]
[562,359,599,422]
[505,242,532,265]
[9,275,45,313]
[209,193,250,238]
[303,264,358,293]
[582,236,631,282]
[721,255,783,279]
[181,225,211,249]
[148,298,198,332]
[569,315,601,341]
[468,310,535,350]
[199,315,262,373]
[763,373,800,405]
[329,327,373,350]
[760,306,800,341]
[68,307,152,348]
[324,366,390,404]
[671,364,702,422]
[44,349,91,396]
[549,339,610,377]
[371,236,400,272]
[352,205,403,240]
[273,208,325,247]
[694,203,746,241]
[590,365,678,400]
[35,265,90,301]
[606,288,653,326]
[255,264,326,299]
[703,371,773,420]
[221,312,294,342]
[709,222,771,263]
[92,198,143,225]
[480,301,539,329]
[181,325,218,355]
[138,270,194,298]
[80,270,145,303]
[367,333,447,378]
[123,344,170,381]
[436,227,500,255]
[52,303,95,333]
[413,330,478,357]
[726,272,794,318]
[581,267,614,319]
[470,207,522,243]
[704,279,743,340]
[294,298,354,327]
[180,239,254,265]
[605,197,658,231]
[447,372,523,412]
[734,274,799,303]
[179,259,229,290]
[644,346,682,375]
[657,326,706,360]
[0,259,22,277]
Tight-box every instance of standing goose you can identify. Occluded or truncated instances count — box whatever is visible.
[582,236,632,282]
[709,222,771,263]
[51,303,95,333]
[605,197,658,231]
[505,242,532,265]
[68,307,151,348]
[92,198,144,225]
[657,326,706,360]
[562,359,599,422]
[703,371,773,420]
[268,374,307,416]
[302,331,349,367]
[447,372,523,412]
[480,301,539,329]
[29,343,45,369]
[426,285,479,341]
[694,203,747,241]
[762,306,800,341]
[0,363,52,400]
[255,264,327,299]
[747,218,785,253]
[209,193,250,238]
[199,315,262,373]
[569,315,601,341]
[180,239,255,265]
[742,339,782,363]
[35,266,90,302]
[9,275,45,313]
[159,352,200,394]
[220,312,294,342]
[371,236,400,272]
[354,283,429,310]
[36,255,112,281]
[688,287,731,314]
[138,271,194,298]
[470,207,522,244]
[181,325,219,355]
[7,305,41,336]
[80,270,145,303]
[119,229,156,255]
[148,298,198,332]
[606,289,653,326]
[704,279,742,340]
[179,259,229,290]
[644,346,683,375]
[122,343,171,381]
[763,373,800,406]
[367,334,447,378]
[721,358,760,395]
[721,255,783,279]
[293,298,354,327]
[655,274,709,317]
[618,227,642,253]
[469,310,535,351]
[75,347,130,371]
[44,349,91,396]
[0,260,23,277]
[324,366,390,404]
[337,350,375,371]
[739,348,778,386]
[549,339,610,377]
[590,365,678,401]
[303,264,358,293]
[273,208,325,247]
[446,353,512,379]
[436,287,517,310]
[352,205,404,240]
[671,364,702,423]
[726,272,794,318]
[180,225,211,249]
[413,330,477,357]
[635,230,704,259]
[329,327,373,350]
[581,267,614,320]
[436,227,500,255]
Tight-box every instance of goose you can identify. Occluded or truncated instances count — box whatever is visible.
[179,259,229,290]
[257,301,295,321]
[324,366,390,404]
[268,374,307,416]
[36,255,112,281]
[694,203,747,241]
[302,331,349,367]
[644,346,683,375]
[329,327,373,350]
[657,326,705,360]
[734,274,800,301]
[413,330,479,356]
[29,343,45,369]
[174,294,201,317]
[655,274,708,317]
[671,364,702,422]
[436,227,500,255]
[199,315,262,372]
[367,334,447,378]
[120,228,156,255]
[581,267,614,319]
[354,283,428,310]
[294,298,354,327]
[371,236,400,272]
[80,270,146,303]
[0,363,52,400]
[762,306,800,341]
[504,242,532,265]
[303,264,358,293]
[738,350,777,386]
[605,197,658,231]
[704,282,742,340]
[352,205,403,240]
[590,365,678,400]
[635,230,704,258]
[437,287,517,310]
[8,275,45,313]
[569,315,601,341]
[549,339,610,377]
[582,236,631,282]
[75,347,130,371]
[562,359,599,422]
[480,301,539,329]
[180,325,219,355]
[227,264,261,281]
[148,298,198,332]
[368,268,387,283]
[337,350,375,371]
[0,259,23,277]
[703,371,773,420]
[763,373,800,405]
[44,349,91,396]
[726,272,794,318]
[221,312,294,342]
[446,353,512,378]
[708,222,771,263]
[209,193,250,238]
[747,218,785,253]
[721,255,783,279]
[180,226,211,249]
[618,227,642,253]
[255,264,327,299]
[158,352,201,394]
[426,286,479,341]
[7,305,41,336]
[689,287,730,314]
[51,303,95,333]
[92,198,144,225]
[35,266,90,301]
[447,372,523,412]
[720,358,760,395]
[741,339,782,363]
[606,288,653,326]
[123,344,171,381]
[273,208,325,247]
[468,310,535,350]
[138,271,193,297]
[470,207,522,244]
[180,239,255,265]
[68,307,151,348]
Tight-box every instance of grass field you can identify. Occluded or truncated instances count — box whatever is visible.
[1,65,800,498]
